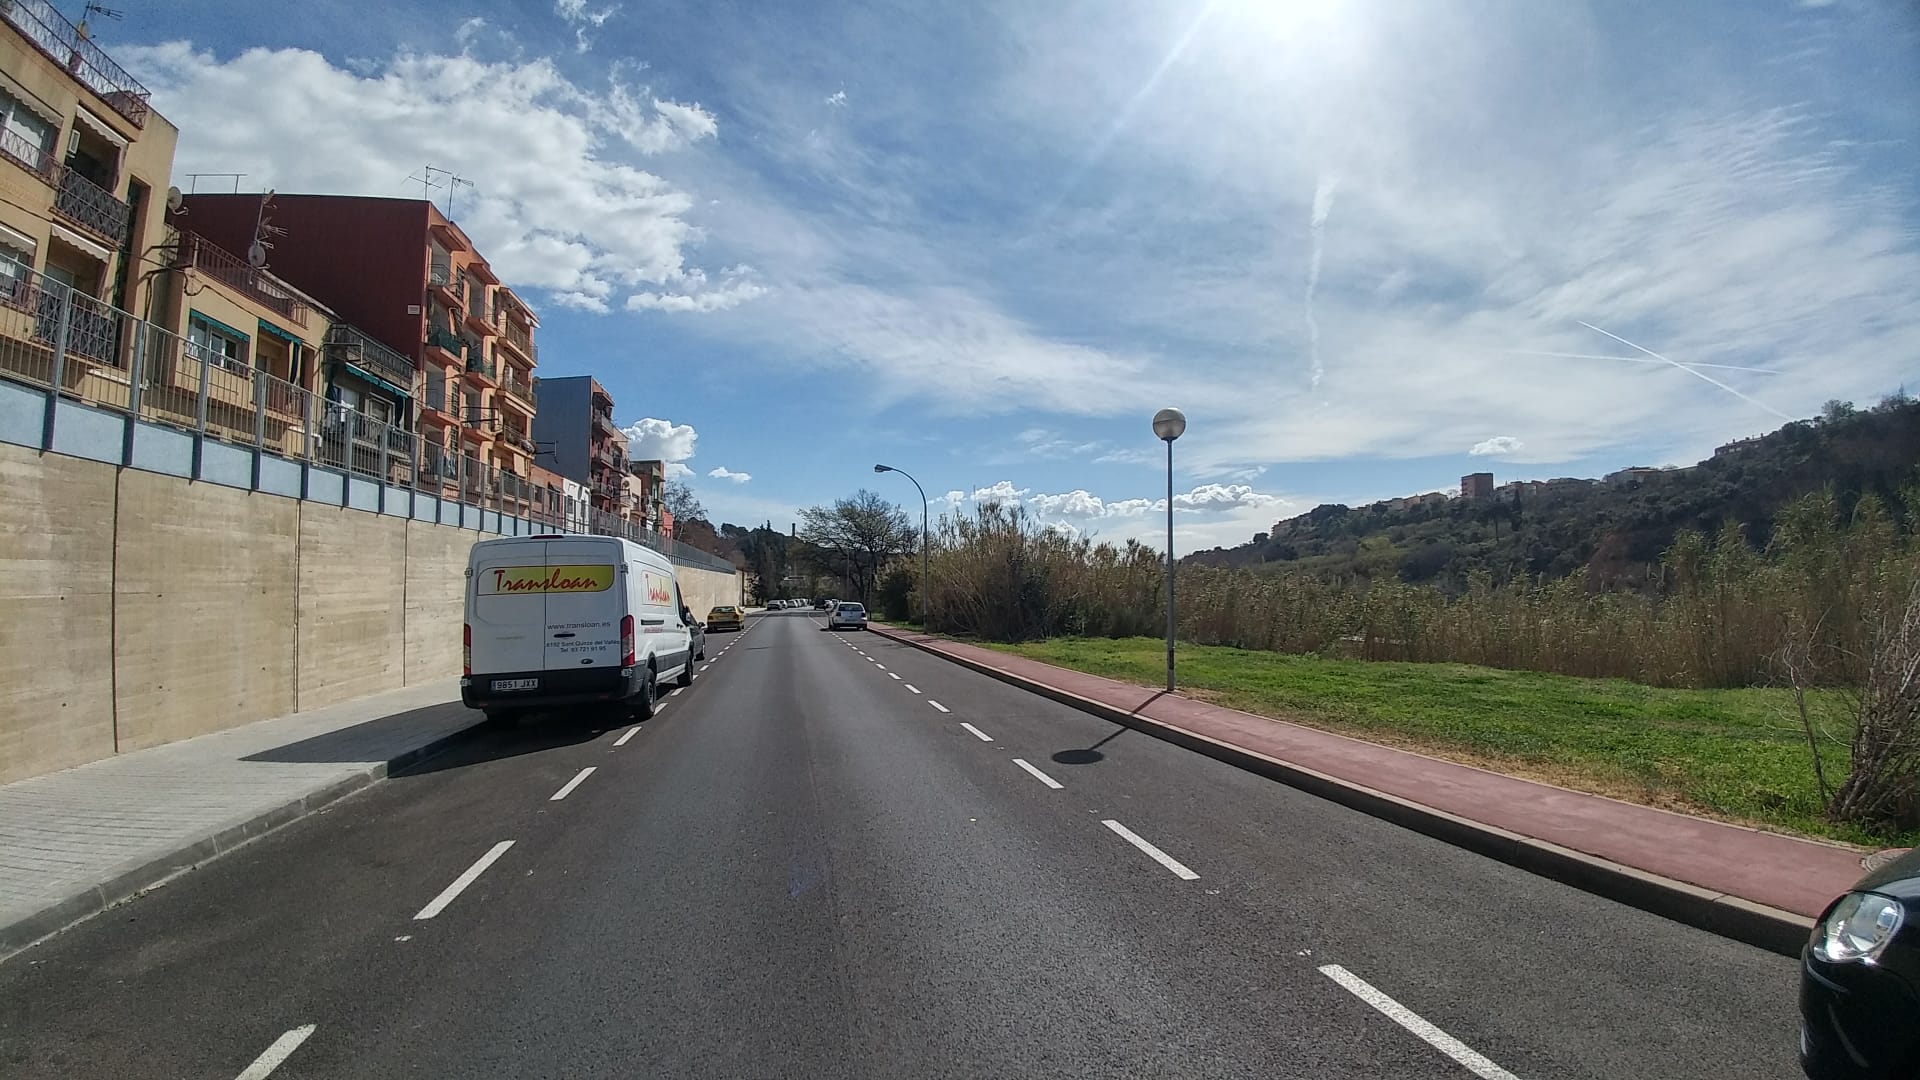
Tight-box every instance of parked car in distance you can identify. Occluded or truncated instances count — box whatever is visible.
[461,534,695,724]
[828,602,868,630]
[707,605,744,632]
[1800,844,1920,1080]
[814,598,832,610]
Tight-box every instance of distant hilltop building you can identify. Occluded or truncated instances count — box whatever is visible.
[1715,436,1764,457]
[1460,472,1494,499]
[1604,466,1664,485]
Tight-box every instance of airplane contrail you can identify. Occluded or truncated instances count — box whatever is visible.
[1503,349,1783,375]
[1577,321,1791,419]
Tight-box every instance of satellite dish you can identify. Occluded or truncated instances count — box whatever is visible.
[246,242,268,268]
[165,186,183,212]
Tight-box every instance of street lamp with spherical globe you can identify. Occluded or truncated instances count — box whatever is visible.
[1153,408,1185,692]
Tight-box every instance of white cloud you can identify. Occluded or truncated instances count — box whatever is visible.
[707,466,752,484]
[555,0,620,52]
[620,417,698,475]
[124,44,722,315]
[970,480,1028,504]
[626,266,768,313]
[1469,435,1524,457]
[1170,483,1284,512]
[825,90,848,107]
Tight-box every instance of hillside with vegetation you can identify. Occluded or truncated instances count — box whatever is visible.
[1186,397,1920,590]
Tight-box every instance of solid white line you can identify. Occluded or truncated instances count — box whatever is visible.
[233,1024,317,1080]
[905,684,921,694]
[613,726,641,747]
[960,722,993,742]
[550,766,597,801]
[888,672,901,680]
[1318,965,1520,1080]
[1013,758,1064,789]
[927,700,950,713]
[414,840,515,920]
[1101,820,1199,880]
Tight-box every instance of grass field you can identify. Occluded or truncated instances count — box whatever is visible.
[981,636,1911,847]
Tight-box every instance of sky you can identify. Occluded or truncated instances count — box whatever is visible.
[101,0,1919,551]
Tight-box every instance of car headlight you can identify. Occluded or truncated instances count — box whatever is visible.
[1814,891,1905,963]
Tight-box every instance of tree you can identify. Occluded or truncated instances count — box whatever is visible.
[663,480,705,524]
[798,489,915,605]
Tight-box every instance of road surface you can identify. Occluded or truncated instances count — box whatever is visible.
[0,611,1803,1079]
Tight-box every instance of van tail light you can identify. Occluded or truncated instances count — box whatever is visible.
[621,615,636,667]
[463,623,472,676]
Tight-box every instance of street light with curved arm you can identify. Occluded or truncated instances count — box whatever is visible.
[874,464,929,625]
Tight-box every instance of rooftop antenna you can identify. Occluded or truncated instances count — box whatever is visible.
[248,189,286,269]
[77,1,122,39]
[444,174,476,220]
[405,165,446,202]
[183,173,246,194]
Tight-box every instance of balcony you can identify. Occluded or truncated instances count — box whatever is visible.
[419,372,457,424]
[424,325,463,361]
[463,359,497,388]
[497,318,535,363]
[495,362,533,403]
[324,322,414,393]
[53,168,131,247]
[0,129,57,185]
[592,408,620,437]
[180,233,312,326]
[428,261,461,309]
[464,294,495,336]
[1,0,152,127]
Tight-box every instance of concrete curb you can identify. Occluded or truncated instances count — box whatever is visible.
[0,717,488,963]
[868,624,1815,957]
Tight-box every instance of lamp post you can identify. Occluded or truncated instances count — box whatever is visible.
[874,464,929,625]
[1152,407,1186,692]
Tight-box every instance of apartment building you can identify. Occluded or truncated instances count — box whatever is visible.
[0,0,177,400]
[530,375,628,512]
[170,193,541,487]
[624,458,666,531]
[1460,472,1494,499]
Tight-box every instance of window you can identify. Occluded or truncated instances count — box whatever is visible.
[0,91,54,176]
[0,239,32,306]
[363,395,393,426]
[187,315,249,375]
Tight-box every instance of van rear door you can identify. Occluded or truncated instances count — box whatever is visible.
[541,539,626,672]
[469,539,549,675]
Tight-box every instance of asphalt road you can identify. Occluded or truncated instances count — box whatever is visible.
[0,611,1804,1079]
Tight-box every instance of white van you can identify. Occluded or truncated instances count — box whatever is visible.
[461,534,698,723]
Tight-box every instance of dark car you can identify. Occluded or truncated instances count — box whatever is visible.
[813,598,832,610]
[681,606,706,663]
[1800,845,1919,1079]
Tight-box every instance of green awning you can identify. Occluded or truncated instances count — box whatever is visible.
[189,310,251,343]
[256,320,302,345]
[341,361,413,401]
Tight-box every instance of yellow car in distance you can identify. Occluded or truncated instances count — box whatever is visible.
[706,605,744,632]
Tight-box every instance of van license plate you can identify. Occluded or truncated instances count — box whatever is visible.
[492,678,539,692]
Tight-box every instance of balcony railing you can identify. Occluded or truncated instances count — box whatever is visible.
[324,322,415,391]
[423,372,450,414]
[425,325,463,356]
[499,367,534,405]
[464,356,496,382]
[54,168,131,246]
[1,0,152,127]
[428,260,453,287]
[179,233,311,326]
[0,129,57,184]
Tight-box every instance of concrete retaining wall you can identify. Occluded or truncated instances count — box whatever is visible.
[0,444,117,783]
[0,449,746,783]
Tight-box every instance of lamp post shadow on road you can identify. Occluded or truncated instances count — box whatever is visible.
[873,463,929,625]
[1153,407,1186,693]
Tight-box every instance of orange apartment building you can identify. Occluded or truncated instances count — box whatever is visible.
[169,194,541,497]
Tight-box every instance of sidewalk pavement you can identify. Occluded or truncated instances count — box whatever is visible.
[870,625,1869,956]
[0,681,482,959]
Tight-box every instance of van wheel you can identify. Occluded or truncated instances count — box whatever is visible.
[675,657,696,689]
[631,665,657,720]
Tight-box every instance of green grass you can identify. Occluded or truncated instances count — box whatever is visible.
[981,636,1912,848]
